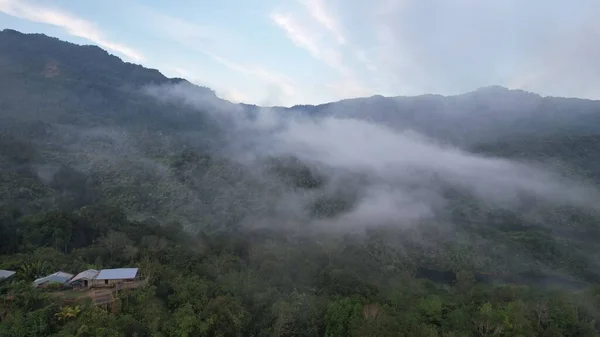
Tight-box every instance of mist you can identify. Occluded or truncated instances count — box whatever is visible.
[143,82,600,232]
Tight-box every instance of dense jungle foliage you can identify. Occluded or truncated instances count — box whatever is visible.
[1,203,600,336]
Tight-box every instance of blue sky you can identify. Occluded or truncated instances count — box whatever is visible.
[1,0,599,106]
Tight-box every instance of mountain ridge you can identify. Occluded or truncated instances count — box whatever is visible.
[3,28,600,174]
[4,28,596,109]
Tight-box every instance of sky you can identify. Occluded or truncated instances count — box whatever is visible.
[0,0,599,106]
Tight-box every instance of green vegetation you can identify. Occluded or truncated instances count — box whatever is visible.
[3,204,600,336]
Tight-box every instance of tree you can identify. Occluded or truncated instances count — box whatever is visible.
[54,305,81,322]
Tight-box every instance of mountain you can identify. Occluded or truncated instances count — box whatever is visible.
[288,85,600,147]
[1,28,600,273]
[1,28,600,227]
[3,29,600,336]
[3,28,600,153]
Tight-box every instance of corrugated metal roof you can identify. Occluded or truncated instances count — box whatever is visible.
[96,268,138,280]
[68,269,99,284]
[33,271,74,286]
[0,270,16,280]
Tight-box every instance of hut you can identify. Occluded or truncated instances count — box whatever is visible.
[33,271,74,288]
[92,268,141,289]
[68,269,99,289]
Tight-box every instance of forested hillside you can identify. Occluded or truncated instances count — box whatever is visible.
[2,29,600,336]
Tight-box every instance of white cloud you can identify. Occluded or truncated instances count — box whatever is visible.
[365,0,600,97]
[218,88,249,103]
[208,53,296,96]
[121,5,299,106]
[354,50,378,72]
[6,0,596,104]
[271,6,371,99]
[203,51,299,105]
[270,0,600,100]
[131,5,228,54]
[327,79,373,98]
[271,12,321,59]
[149,86,600,230]
[0,0,144,62]
[300,0,345,45]
[507,10,600,99]
[271,10,350,76]
[162,60,295,106]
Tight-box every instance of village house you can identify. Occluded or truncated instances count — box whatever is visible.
[91,268,144,289]
[68,269,99,289]
[33,271,74,288]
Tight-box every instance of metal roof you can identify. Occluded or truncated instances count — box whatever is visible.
[33,271,74,286]
[96,268,138,280]
[0,270,16,280]
[68,269,99,284]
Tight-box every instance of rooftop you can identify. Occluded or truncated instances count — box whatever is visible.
[33,271,74,286]
[68,269,99,284]
[96,268,138,280]
[0,269,16,280]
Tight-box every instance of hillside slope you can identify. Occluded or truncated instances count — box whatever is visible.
[1,28,600,282]
[4,28,600,336]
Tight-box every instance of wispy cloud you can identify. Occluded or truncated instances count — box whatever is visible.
[161,65,250,104]
[327,79,373,98]
[205,51,298,104]
[271,10,349,76]
[271,12,321,59]
[131,4,222,52]
[300,0,345,45]
[125,5,300,105]
[210,53,289,92]
[0,0,144,62]
[270,5,371,98]
[219,88,249,103]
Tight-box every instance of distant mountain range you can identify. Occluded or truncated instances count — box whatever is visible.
[3,28,600,173]
[2,28,600,145]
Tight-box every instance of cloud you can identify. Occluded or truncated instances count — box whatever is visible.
[126,5,299,106]
[6,0,597,104]
[271,6,372,100]
[206,52,297,101]
[131,5,223,52]
[365,0,600,97]
[271,0,600,100]
[300,0,345,45]
[0,0,144,62]
[148,84,600,231]
[327,79,373,98]
[154,55,299,106]
[271,12,322,59]
[507,8,600,99]
[218,88,248,103]
[263,117,598,227]
[271,10,351,77]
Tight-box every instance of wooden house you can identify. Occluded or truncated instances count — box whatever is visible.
[91,268,144,289]
[68,269,99,289]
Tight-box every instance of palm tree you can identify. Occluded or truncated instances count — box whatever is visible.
[54,305,81,321]
[18,261,50,281]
